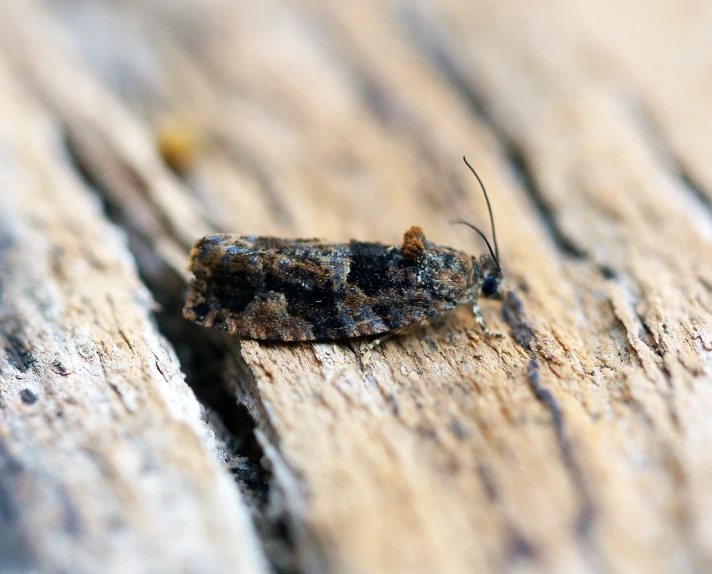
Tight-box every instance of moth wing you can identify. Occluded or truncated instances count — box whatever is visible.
[184,235,462,341]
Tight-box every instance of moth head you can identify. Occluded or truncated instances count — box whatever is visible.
[455,156,503,299]
[479,254,502,298]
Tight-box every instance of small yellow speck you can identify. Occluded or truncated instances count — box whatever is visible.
[155,116,200,174]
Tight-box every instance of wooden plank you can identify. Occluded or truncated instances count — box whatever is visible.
[2,0,712,572]
[0,32,268,574]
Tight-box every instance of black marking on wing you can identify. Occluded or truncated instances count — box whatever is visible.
[347,242,392,296]
[346,241,416,296]
[185,235,467,340]
[372,302,406,331]
[208,263,259,315]
[190,302,210,322]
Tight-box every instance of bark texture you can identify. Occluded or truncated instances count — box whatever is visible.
[2,1,712,573]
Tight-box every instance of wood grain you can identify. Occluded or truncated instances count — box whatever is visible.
[0,14,267,573]
[2,0,712,572]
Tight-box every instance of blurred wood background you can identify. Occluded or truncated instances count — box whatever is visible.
[2,1,712,573]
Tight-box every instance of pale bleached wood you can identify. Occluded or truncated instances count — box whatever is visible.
[2,0,712,573]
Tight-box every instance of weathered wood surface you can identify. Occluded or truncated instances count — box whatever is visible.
[3,0,712,573]
[0,29,268,574]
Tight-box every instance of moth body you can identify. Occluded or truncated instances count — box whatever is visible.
[183,227,502,342]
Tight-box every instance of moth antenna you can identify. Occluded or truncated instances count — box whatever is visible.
[462,156,499,262]
[451,219,501,271]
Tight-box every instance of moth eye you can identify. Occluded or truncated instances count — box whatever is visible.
[482,275,499,296]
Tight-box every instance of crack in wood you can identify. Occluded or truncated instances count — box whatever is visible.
[61,121,300,573]
[1,327,38,374]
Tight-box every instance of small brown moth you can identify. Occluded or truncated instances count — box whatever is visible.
[184,157,503,345]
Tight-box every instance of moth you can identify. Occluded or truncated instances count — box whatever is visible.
[184,157,504,345]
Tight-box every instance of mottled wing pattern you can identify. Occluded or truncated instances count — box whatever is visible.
[183,234,471,341]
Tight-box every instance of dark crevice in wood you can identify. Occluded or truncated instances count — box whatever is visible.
[614,278,665,360]
[636,309,665,359]
[504,529,538,565]
[500,291,535,352]
[599,264,619,280]
[222,345,305,574]
[60,123,300,574]
[1,326,38,374]
[678,169,712,215]
[503,144,588,260]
